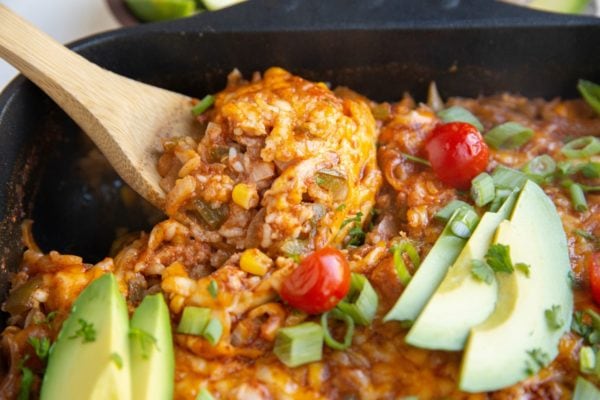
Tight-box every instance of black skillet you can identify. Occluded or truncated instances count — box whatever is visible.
[0,0,598,317]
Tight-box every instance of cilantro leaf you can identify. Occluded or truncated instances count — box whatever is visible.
[69,318,96,343]
[18,362,33,400]
[470,259,494,284]
[129,327,158,359]
[28,336,50,360]
[110,352,123,369]
[544,305,564,330]
[515,262,531,277]
[525,348,549,375]
[340,212,366,247]
[485,243,514,273]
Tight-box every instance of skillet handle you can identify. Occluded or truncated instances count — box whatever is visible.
[174,0,597,31]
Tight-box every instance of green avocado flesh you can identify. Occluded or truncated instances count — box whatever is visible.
[529,0,590,14]
[125,0,197,22]
[202,0,246,11]
[383,209,471,323]
[459,181,573,392]
[405,192,517,350]
[40,274,131,400]
[130,293,175,400]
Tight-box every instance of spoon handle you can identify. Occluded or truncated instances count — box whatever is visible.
[0,5,193,209]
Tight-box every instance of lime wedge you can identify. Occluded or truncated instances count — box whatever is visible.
[125,0,198,22]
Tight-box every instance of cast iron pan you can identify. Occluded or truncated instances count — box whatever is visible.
[0,0,599,323]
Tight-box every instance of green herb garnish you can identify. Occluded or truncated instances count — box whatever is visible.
[129,327,158,359]
[525,348,549,375]
[485,243,514,274]
[110,352,123,369]
[28,336,50,360]
[515,262,531,277]
[69,318,96,343]
[545,305,564,330]
[17,360,33,400]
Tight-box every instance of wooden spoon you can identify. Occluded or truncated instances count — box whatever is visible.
[0,5,196,209]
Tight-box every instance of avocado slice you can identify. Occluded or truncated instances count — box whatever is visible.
[383,207,473,323]
[201,0,246,11]
[130,293,175,400]
[460,181,573,392]
[405,192,517,350]
[125,0,198,22]
[40,274,131,400]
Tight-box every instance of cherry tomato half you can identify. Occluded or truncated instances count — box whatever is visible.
[280,247,350,314]
[424,122,490,190]
[588,252,600,306]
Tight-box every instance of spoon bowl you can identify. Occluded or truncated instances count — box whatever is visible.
[0,5,196,209]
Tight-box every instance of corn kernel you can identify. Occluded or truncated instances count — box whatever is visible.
[240,248,273,276]
[232,183,259,210]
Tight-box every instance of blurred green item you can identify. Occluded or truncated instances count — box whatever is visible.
[527,0,591,14]
[202,0,246,11]
[125,0,198,22]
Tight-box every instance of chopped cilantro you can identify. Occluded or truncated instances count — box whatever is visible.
[341,212,366,247]
[45,311,57,325]
[485,243,514,274]
[572,309,600,345]
[341,212,363,228]
[129,327,158,359]
[574,229,596,242]
[28,336,50,360]
[470,259,494,284]
[207,280,219,299]
[545,305,564,330]
[110,352,123,369]
[515,262,531,277]
[69,318,96,343]
[288,253,301,263]
[315,175,326,186]
[525,348,549,375]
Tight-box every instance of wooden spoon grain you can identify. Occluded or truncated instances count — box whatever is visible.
[0,5,196,209]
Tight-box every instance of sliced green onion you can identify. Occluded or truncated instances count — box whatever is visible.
[489,189,513,212]
[434,200,473,222]
[577,79,600,115]
[491,165,529,190]
[274,322,323,368]
[400,152,431,167]
[336,273,378,326]
[521,155,556,184]
[573,376,600,400]
[177,307,211,336]
[580,162,600,178]
[437,106,484,131]
[427,81,444,112]
[561,136,600,159]
[579,346,596,373]
[315,169,349,201]
[564,180,589,212]
[18,365,33,400]
[191,95,215,116]
[321,309,355,351]
[484,122,533,150]
[207,280,218,299]
[450,207,480,239]
[470,172,495,207]
[202,318,222,346]
[557,161,572,175]
[196,388,215,400]
[391,241,420,286]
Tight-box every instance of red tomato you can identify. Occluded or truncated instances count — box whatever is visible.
[588,252,600,306]
[280,247,350,314]
[424,122,490,190]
